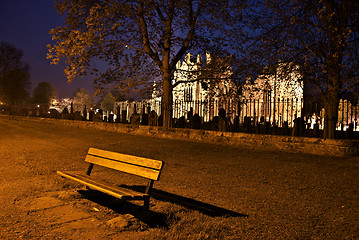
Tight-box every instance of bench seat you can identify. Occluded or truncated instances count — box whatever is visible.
[57,171,148,200]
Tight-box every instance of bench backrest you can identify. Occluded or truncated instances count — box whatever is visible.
[85,148,164,181]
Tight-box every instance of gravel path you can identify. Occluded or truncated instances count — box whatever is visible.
[0,118,358,239]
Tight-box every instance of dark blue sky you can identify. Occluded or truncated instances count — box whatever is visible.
[0,1,94,99]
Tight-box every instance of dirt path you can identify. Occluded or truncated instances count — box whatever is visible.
[0,118,358,239]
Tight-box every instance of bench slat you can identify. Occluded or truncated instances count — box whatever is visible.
[88,148,163,170]
[57,148,164,210]
[85,154,162,180]
[57,171,148,200]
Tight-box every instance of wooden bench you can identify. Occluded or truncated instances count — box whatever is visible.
[57,147,164,210]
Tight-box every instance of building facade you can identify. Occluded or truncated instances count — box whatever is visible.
[172,52,237,122]
[241,63,304,127]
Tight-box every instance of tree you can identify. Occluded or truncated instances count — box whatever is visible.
[245,0,359,139]
[47,0,246,127]
[0,42,31,105]
[100,92,116,112]
[52,97,72,113]
[32,82,58,104]
[72,88,94,112]
[111,89,134,102]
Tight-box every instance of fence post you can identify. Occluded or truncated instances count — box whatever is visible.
[288,98,290,127]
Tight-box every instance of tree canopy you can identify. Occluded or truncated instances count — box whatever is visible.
[100,92,116,112]
[72,88,94,112]
[48,0,247,127]
[32,81,58,104]
[0,42,31,105]
[244,0,359,138]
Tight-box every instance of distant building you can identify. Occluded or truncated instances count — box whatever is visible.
[114,54,306,127]
[171,52,236,121]
[241,63,303,127]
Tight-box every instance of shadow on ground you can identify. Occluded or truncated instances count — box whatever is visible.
[77,189,168,228]
[150,188,248,218]
[77,185,248,228]
[125,185,248,218]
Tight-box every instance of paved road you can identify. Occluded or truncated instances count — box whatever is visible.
[0,118,358,239]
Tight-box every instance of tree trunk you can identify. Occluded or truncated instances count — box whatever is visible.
[162,71,172,128]
[323,45,342,139]
[323,86,339,139]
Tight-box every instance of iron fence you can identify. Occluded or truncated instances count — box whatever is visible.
[112,98,359,132]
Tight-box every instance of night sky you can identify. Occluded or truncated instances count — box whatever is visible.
[0,1,95,99]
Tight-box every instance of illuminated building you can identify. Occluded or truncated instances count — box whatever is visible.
[241,63,304,127]
[171,52,236,121]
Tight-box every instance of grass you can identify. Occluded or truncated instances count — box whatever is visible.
[135,203,240,240]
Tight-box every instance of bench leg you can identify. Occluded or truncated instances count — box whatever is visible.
[143,197,150,211]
